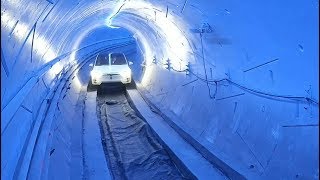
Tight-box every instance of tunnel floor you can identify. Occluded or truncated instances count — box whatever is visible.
[94,86,188,180]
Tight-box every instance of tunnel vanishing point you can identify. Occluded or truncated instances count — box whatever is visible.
[1,0,319,179]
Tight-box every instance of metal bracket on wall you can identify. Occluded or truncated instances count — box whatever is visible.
[46,0,54,4]
[8,20,19,38]
[181,0,188,13]
[10,23,37,72]
[1,48,10,76]
[42,1,58,22]
[243,58,279,73]
[166,5,168,17]
[30,23,37,63]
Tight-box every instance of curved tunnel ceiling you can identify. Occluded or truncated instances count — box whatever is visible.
[2,0,318,100]
[1,0,319,179]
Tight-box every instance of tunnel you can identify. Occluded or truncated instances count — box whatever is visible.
[1,0,319,179]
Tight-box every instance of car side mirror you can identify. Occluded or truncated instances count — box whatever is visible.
[128,61,133,65]
[89,63,93,67]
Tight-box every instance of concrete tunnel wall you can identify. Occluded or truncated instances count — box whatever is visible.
[1,0,319,179]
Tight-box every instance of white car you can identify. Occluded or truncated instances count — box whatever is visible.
[89,52,133,85]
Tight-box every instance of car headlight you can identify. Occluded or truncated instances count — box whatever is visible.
[120,70,131,78]
[91,71,102,78]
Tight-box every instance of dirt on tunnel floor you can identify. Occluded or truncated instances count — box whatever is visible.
[95,86,189,180]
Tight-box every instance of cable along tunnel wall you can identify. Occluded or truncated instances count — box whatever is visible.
[1,0,319,179]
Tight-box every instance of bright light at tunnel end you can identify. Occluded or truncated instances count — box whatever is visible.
[104,0,193,85]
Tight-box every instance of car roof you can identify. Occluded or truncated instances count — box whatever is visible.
[109,52,125,56]
[95,52,126,57]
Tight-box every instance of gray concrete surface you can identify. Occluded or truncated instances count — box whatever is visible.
[127,89,228,180]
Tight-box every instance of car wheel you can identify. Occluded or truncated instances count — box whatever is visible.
[125,79,136,89]
[87,79,98,92]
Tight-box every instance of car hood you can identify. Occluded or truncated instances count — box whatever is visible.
[92,65,131,74]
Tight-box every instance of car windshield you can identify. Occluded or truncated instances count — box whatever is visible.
[110,53,127,65]
[95,53,109,66]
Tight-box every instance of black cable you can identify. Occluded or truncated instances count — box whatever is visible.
[150,57,319,105]
[188,69,319,105]
[199,33,214,99]
[227,80,319,104]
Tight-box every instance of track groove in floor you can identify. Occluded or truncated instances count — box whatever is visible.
[96,88,188,180]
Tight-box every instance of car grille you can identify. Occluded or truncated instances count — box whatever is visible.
[101,73,121,81]
[103,73,119,76]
